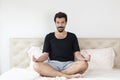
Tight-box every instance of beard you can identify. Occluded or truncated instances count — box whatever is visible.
[57,26,64,33]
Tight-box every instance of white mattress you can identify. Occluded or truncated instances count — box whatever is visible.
[0,68,120,80]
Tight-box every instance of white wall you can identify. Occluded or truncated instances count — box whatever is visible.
[0,0,120,73]
[0,0,3,74]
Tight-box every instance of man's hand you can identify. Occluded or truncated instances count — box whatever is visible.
[79,55,91,62]
[32,52,49,62]
[32,56,40,62]
[84,55,91,62]
[74,51,91,62]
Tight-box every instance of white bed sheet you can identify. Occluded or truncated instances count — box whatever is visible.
[0,68,120,80]
[84,69,120,78]
[0,68,39,80]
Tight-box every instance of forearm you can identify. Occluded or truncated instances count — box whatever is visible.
[74,51,85,61]
[37,52,49,62]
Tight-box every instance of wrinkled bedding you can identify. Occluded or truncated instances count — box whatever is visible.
[0,68,120,80]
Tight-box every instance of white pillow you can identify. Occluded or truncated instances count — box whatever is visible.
[81,47,115,70]
[27,46,43,70]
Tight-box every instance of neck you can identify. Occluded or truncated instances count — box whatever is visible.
[55,31,67,39]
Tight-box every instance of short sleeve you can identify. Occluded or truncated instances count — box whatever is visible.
[72,34,80,52]
[43,34,51,53]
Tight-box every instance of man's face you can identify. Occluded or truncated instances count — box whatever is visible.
[55,18,67,33]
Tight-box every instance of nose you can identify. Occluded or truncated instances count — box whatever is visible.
[59,23,62,26]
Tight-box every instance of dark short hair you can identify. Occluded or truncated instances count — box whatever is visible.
[54,12,67,22]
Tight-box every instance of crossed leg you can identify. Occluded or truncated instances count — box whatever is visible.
[33,62,78,79]
[33,61,88,79]
[61,61,88,75]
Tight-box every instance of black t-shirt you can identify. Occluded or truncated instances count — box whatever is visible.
[43,32,80,61]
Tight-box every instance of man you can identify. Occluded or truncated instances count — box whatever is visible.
[33,12,90,79]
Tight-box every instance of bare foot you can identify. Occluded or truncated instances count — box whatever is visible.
[72,73,82,78]
[63,73,82,79]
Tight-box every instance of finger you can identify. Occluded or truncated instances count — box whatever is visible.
[32,56,37,61]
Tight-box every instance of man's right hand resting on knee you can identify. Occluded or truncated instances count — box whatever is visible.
[32,52,49,62]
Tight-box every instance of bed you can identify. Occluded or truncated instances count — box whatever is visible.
[0,38,120,80]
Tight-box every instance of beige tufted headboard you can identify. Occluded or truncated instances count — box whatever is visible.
[10,38,120,69]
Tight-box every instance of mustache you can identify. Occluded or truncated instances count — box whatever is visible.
[58,26,64,28]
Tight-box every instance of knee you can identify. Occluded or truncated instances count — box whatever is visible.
[81,61,88,73]
[33,62,42,72]
[77,61,88,70]
[82,61,88,66]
